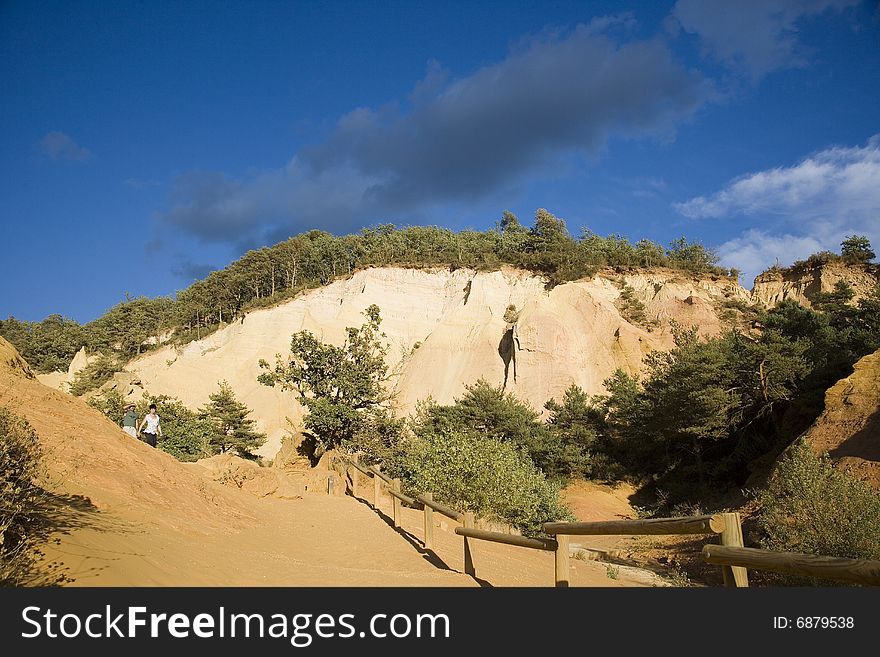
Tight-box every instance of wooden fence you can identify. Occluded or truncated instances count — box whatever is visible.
[337,456,880,587]
[702,545,880,586]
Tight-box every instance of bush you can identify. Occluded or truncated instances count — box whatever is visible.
[136,396,213,462]
[0,407,63,585]
[389,429,573,535]
[68,354,121,396]
[757,440,880,584]
[86,388,127,426]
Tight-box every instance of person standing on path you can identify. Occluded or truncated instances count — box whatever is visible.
[138,403,162,447]
[121,403,138,438]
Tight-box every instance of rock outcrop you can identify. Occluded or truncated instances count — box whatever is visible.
[0,335,35,379]
[752,262,880,308]
[803,348,880,488]
[112,266,747,458]
[35,345,99,391]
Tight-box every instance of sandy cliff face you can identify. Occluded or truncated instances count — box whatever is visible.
[752,262,880,307]
[1,335,35,379]
[115,267,747,458]
[803,348,880,488]
[35,345,98,391]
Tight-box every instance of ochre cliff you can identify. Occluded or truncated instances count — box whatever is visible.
[96,266,748,457]
[802,348,880,488]
[752,262,880,307]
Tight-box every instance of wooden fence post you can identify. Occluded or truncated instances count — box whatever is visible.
[555,534,570,587]
[463,512,475,578]
[348,465,358,499]
[423,492,434,550]
[373,466,381,508]
[720,512,749,587]
[392,479,402,528]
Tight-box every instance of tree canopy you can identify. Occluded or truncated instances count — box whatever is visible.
[199,381,266,458]
[1,211,731,374]
[258,304,393,455]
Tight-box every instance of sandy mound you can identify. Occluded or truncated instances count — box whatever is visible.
[804,348,880,487]
[1,338,661,587]
[189,453,332,499]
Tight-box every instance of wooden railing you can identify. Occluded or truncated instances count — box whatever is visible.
[338,455,880,587]
[702,545,880,586]
[337,456,751,587]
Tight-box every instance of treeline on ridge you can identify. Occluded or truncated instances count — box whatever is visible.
[0,209,726,374]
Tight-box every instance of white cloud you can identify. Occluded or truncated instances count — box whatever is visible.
[39,131,92,161]
[672,0,858,79]
[676,135,880,286]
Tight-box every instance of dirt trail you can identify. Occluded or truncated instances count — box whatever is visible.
[1,356,471,586]
[2,336,656,587]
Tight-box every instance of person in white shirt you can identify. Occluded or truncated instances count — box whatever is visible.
[137,403,162,447]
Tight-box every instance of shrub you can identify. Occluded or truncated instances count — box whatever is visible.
[86,388,127,426]
[615,285,655,328]
[757,440,880,584]
[389,429,573,535]
[136,396,213,462]
[68,354,121,396]
[0,407,64,585]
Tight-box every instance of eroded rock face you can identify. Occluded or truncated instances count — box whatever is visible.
[0,336,35,379]
[804,348,880,488]
[36,345,100,391]
[752,262,880,308]
[122,266,747,458]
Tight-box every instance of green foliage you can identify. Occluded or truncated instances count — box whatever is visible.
[84,296,175,358]
[86,388,127,426]
[259,305,394,454]
[666,237,719,272]
[0,315,85,373]
[0,407,65,585]
[839,234,875,264]
[591,284,880,510]
[3,213,737,375]
[68,354,122,396]
[198,381,266,458]
[544,384,600,477]
[415,380,588,481]
[389,429,573,535]
[135,396,212,462]
[615,285,655,327]
[757,441,880,584]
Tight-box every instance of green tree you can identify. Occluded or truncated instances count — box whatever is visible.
[840,234,875,264]
[68,354,121,396]
[666,237,719,273]
[258,305,392,455]
[199,381,266,458]
[415,379,585,481]
[544,384,600,477]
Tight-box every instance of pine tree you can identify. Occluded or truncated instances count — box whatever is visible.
[199,381,266,458]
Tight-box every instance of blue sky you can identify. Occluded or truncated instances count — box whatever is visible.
[2,0,878,322]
